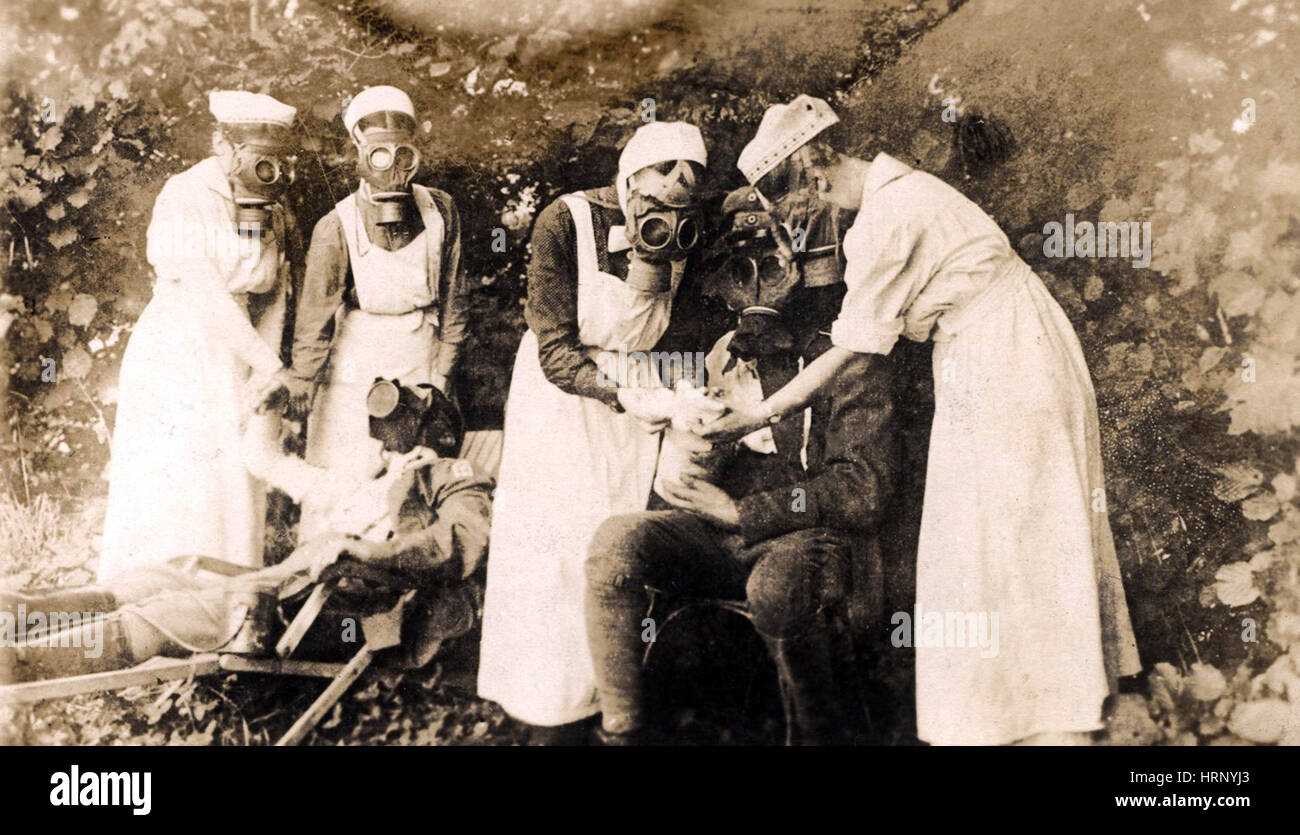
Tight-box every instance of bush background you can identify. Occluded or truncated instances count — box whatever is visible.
[3,0,1299,745]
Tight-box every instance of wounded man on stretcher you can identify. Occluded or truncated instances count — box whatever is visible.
[1,380,492,684]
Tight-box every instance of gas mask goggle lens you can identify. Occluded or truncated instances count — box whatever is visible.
[365,143,419,175]
[623,159,703,293]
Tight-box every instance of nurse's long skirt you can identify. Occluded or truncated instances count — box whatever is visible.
[98,284,274,580]
[914,262,1141,745]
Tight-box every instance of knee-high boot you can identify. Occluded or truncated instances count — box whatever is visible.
[758,617,853,745]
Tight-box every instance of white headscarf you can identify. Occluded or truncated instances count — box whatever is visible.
[615,121,707,215]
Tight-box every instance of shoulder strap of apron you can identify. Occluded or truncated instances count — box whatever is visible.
[559,193,599,278]
[335,192,364,261]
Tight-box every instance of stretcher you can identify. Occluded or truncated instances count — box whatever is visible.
[0,430,504,746]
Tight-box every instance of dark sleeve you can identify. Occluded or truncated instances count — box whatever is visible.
[382,460,494,584]
[525,198,621,409]
[736,352,899,545]
[435,190,470,349]
[290,211,348,382]
[650,258,704,386]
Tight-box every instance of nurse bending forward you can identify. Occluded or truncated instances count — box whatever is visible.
[100,91,304,581]
[703,96,1141,746]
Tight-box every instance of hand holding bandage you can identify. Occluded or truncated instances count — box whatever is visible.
[653,383,731,500]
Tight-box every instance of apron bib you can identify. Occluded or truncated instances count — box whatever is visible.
[300,193,440,540]
[478,194,677,725]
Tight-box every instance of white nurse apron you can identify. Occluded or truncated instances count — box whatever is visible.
[299,192,442,540]
[478,193,677,726]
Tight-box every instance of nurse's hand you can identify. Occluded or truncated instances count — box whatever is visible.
[251,368,312,417]
[695,402,770,443]
[616,386,673,433]
[658,475,740,531]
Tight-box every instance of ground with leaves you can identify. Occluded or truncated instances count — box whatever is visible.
[4,0,1300,745]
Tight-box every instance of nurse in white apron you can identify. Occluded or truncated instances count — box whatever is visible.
[291,87,472,539]
[478,122,709,740]
[99,92,302,581]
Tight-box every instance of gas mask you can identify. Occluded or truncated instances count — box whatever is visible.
[354,126,420,226]
[622,159,703,293]
[702,184,847,361]
[227,141,294,237]
[365,378,463,459]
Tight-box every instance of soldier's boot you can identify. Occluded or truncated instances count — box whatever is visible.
[759,622,855,746]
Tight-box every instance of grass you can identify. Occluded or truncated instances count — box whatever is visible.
[0,491,102,590]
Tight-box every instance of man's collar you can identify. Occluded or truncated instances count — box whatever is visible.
[861,152,913,200]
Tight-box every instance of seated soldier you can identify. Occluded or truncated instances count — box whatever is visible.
[584,186,901,745]
[1,381,491,683]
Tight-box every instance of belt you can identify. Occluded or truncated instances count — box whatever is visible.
[932,260,1032,343]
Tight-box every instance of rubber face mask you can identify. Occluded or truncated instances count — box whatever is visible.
[623,159,703,293]
[702,184,846,360]
[366,378,463,458]
[229,142,294,236]
[355,128,420,225]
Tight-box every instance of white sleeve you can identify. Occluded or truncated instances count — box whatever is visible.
[828,207,917,355]
[146,179,284,378]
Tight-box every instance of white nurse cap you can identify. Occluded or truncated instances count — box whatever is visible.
[737,95,839,184]
[208,90,296,128]
[343,86,416,134]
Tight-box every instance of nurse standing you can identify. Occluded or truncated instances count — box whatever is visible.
[99,92,304,581]
[702,96,1140,745]
[290,87,472,539]
[478,122,708,741]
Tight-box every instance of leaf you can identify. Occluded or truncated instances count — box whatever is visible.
[1188,663,1227,701]
[1213,464,1263,503]
[45,203,66,221]
[1227,699,1294,743]
[1266,612,1300,651]
[48,227,78,249]
[1084,273,1104,302]
[428,61,452,77]
[1272,473,1297,503]
[13,183,44,208]
[66,294,97,327]
[37,126,64,153]
[1269,509,1300,545]
[1247,550,1274,572]
[1213,562,1259,607]
[174,8,209,27]
[62,346,92,380]
[1198,346,1226,373]
[1242,492,1281,521]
